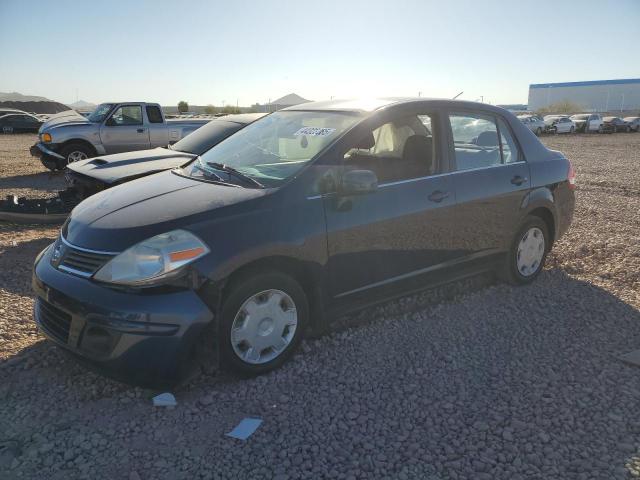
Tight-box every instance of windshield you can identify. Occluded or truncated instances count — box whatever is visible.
[183,111,361,187]
[571,114,589,120]
[88,103,115,123]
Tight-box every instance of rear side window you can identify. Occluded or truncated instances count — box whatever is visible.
[146,106,163,123]
[449,113,501,171]
[449,113,522,170]
[497,118,523,163]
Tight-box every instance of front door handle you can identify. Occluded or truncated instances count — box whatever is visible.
[511,175,527,186]
[137,128,145,133]
[428,190,450,203]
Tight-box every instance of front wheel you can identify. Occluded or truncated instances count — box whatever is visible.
[56,143,93,170]
[499,216,549,285]
[219,271,308,375]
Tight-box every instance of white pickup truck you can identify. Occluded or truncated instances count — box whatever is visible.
[30,102,210,170]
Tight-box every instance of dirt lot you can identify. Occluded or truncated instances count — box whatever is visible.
[1,132,639,479]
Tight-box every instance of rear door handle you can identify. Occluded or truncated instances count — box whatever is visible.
[428,190,450,203]
[137,128,145,133]
[511,175,527,186]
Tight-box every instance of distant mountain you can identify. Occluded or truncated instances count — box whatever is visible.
[269,93,311,106]
[0,91,71,114]
[0,91,51,102]
[69,100,96,111]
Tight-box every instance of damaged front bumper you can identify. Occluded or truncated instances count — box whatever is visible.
[32,245,215,387]
[30,142,64,170]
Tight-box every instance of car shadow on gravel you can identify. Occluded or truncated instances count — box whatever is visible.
[2,268,640,478]
[0,172,65,193]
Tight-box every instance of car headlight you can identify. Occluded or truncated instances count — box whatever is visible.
[42,133,52,142]
[93,230,209,286]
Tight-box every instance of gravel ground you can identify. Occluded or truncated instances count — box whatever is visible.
[1,132,639,479]
[0,134,66,200]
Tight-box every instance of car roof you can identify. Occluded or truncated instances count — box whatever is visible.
[215,112,267,125]
[283,97,514,115]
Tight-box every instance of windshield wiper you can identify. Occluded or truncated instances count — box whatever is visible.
[206,162,264,188]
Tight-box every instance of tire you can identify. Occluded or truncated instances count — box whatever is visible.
[535,127,542,136]
[498,216,549,285]
[219,271,308,375]
[569,126,574,134]
[56,143,93,170]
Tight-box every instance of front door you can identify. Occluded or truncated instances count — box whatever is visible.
[100,105,151,153]
[446,111,531,256]
[324,111,458,303]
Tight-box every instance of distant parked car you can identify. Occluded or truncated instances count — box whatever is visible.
[603,117,630,133]
[544,115,575,134]
[65,113,267,198]
[517,115,546,136]
[570,113,604,133]
[31,102,212,171]
[623,116,640,132]
[0,107,29,118]
[0,113,43,133]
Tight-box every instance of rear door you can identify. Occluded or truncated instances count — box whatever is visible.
[100,104,151,153]
[324,108,458,301]
[446,111,530,256]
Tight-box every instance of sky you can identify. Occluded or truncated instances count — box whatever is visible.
[1,0,638,107]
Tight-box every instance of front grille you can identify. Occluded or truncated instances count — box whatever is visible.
[59,247,114,276]
[53,236,116,278]
[36,299,72,344]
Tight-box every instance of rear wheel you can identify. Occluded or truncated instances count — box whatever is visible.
[499,216,549,285]
[56,143,93,170]
[219,271,308,375]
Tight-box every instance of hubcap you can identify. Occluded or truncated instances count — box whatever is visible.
[67,151,88,163]
[516,227,545,277]
[230,289,297,365]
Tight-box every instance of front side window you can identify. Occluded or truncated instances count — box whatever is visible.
[109,106,143,126]
[186,111,361,188]
[343,114,437,183]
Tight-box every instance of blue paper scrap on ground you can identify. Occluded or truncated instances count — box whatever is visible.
[226,417,262,440]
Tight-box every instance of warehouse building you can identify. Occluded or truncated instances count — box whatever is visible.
[528,78,640,112]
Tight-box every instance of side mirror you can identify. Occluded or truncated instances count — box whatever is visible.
[339,169,378,195]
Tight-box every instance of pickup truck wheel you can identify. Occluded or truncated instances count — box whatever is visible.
[498,216,549,286]
[56,143,93,170]
[219,271,308,375]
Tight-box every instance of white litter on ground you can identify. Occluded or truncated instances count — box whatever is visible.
[226,417,262,440]
[152,392,177,407]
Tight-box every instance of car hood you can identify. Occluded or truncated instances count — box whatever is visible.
[40,111,90,130]
[67,147,196,185]
[64,171,269,251]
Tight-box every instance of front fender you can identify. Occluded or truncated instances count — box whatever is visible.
[44,124,102,151]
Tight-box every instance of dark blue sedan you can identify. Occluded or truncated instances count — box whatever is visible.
[32,98,575,386]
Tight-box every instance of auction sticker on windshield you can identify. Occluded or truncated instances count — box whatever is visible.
[293,127,336,137]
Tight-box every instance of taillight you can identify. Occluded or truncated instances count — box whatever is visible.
[567,159,576,190]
